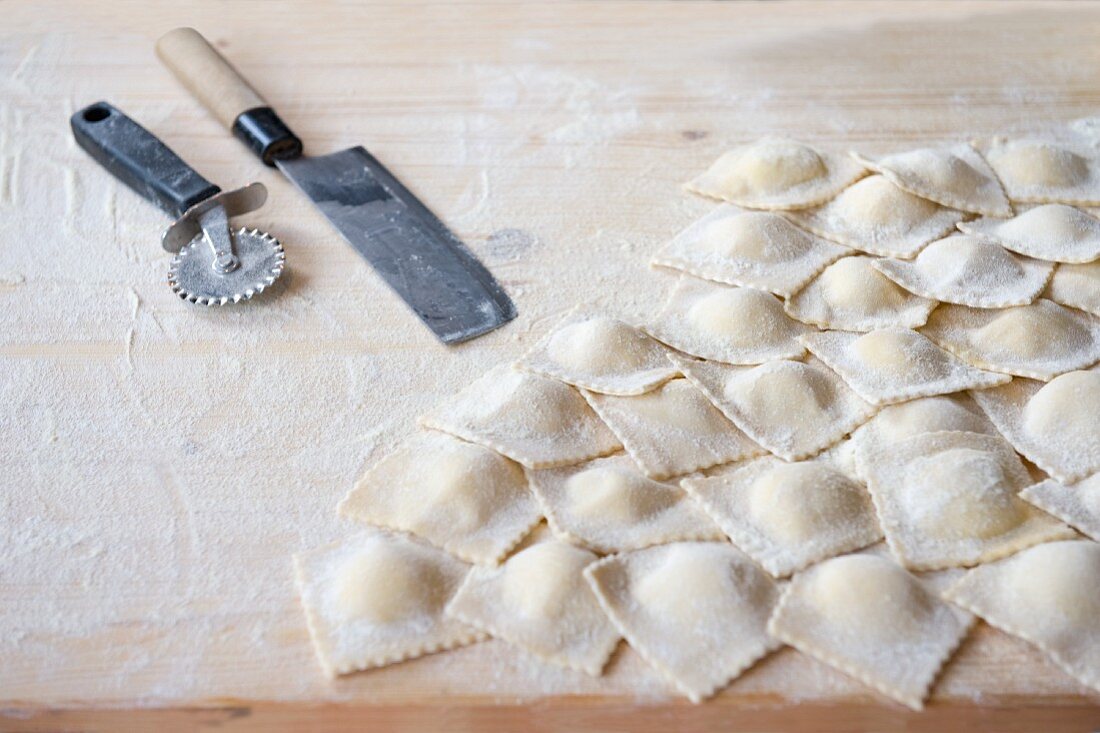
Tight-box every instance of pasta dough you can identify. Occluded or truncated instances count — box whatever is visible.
[419,363,621,469]
[851,394,997,476]
[517,310,678,396]
[527,453,723,552]
[444,532,620,675]
[671,353,877,461]
[983,137,1100,205]
[1046,260,1100,317]
[1021,474,1100,541]
[781,174,965,257]
[768,553,974,710]
[337,431,542,565]
[644,276,809,364]
[785,256,937,332]
[650,205,850,297]
[872,235,1055,308]
[801,329,1010,406]
[859,430,1072,570]
[958,204,1100,263]
[851,143,1012,217]
[681,455,881,577]
[970,369,1100,482]
[294,529,486,677]
[944,540,1100,693]
[921,299,1100,380]
[685,137,867,210]
[582,378,764,479]
[584,542,781,702]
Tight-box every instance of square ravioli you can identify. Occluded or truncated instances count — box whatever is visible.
[944,540,1100,693]
[1021,474,1100,541]
[785,256,937,332]
[850,394,997,476]
[585,542,781,702]
[851,143,1011,217]
[681,455,881,577]
[859,430,1073,570]
[671,353,877,461]
[294,529,486,677]
[768,553,973,710]
[781,174,964,258]
[921,299,1100,380]
[527,453,723,553]
[872,234,1054,309]
[337,431,542,565]
[444,531,621,676]
[644,276,810,364]
[970,368,1100,482]
[983,137,1100,205]
[800,328,1010,406]
[516,309,678,396]
[650,205,850,297]
[1045,260,1100,317]
[958,204,1100,264]
[419,363,621,469]
[684,136,867,210]
[582,378,763,479]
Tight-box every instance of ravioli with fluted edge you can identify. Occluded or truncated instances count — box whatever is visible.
[419,363,621,469]
[517,309,678,396]
[645,276,809,364]
[785,255,937,332]
[983,137,1100,205]
[685,136,867,210]
[782,174,964,257]
[859,430,1073,570]
[851,143,1012,217]
[294,529,486,677]
[681,455,881,577]
[444,530,620,676]
[872,234,1054,308]
[851,394,997,476]
[769,553,974,710]
[970,368,1100,482]
[921,299,1100,380]
[1022,474,1100,542]
[526,453,723,553]
[959,204,1100,263]
[337,431,542,565]
[671,352,877,461]
[651,205,850,297]
[800,328,1009,406]
[584,542,781,702]
[945,540,1100,694]
[581,378,763,479]
[1046,260,1100,317]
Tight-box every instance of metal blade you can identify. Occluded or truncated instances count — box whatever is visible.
[276,148,516,344]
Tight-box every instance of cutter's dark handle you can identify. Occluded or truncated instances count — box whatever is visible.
[156,28,304,167]
[70,101,221,219]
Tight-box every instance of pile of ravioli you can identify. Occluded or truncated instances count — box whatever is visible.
[294,133,1100,710]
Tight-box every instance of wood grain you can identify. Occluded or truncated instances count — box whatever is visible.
[5,0,1100,729]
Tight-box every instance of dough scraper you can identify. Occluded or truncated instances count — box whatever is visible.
[156,27,517,344]
[71,101,285,306]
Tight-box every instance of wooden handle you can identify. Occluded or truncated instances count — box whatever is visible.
[156,27,267,129]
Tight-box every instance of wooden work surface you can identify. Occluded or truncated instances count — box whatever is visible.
[5,1,1100,730]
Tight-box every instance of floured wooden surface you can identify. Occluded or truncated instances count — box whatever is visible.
[6,0,1100,714]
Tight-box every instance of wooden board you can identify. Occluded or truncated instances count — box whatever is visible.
[4,1,1100,729]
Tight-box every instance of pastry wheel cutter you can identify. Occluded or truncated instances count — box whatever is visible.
[70,101,285,306]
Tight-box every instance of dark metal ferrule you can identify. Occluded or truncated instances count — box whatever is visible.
[232,107,303,166]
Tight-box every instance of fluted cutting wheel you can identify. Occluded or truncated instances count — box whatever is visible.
[167,227,286,306]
